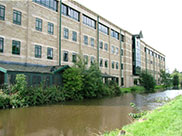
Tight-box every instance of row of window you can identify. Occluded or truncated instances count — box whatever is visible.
[145,47,165,61]
[99,23,109,35]
[111,29,119,40]
[61,3,80,21]
[0,37,53,60]
[63,28,78,42]
[32,0,58,11]
[35,18,54,35]
[83,14,96,29]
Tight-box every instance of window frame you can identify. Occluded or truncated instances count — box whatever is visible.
[48,22,54,35]
[72,31,77,42]
[63,51,68,62]
[84,35,88,45]
[84,55,88,65]
[12,40,21,55]
[90,38,94,47]
[36,18,42,31]
[64,28,69,39]
[72,53,77,63]
[0,37,4,53]
[35,45,42,58]
[0,5,5,20]
[13,10,21,25]
[47,47,53,60]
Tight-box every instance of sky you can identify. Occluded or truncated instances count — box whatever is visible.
[72,0,182,73]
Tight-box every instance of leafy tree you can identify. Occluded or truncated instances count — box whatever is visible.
[159,70,172,89]
[173,74,179,89]
[139,71,156,92]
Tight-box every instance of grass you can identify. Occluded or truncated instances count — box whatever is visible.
[102,95,182,136]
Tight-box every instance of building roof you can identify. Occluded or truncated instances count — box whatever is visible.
[0,63,69,74]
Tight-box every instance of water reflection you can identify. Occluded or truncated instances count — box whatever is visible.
[0,90,181,136]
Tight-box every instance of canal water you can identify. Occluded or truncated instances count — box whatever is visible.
[0,90,182,136]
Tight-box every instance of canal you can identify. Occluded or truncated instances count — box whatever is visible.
[0,90,182,136]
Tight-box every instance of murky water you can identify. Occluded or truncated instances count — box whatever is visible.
[0,90,182,136]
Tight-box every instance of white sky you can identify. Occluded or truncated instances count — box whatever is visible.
[74,0,182,73]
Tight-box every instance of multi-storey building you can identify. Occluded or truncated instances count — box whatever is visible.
[0,0,165,87]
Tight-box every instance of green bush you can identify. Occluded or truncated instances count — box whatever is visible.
[0,94,10,109]
[139,71,156,92]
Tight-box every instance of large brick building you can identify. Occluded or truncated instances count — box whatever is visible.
[0,0,165,87]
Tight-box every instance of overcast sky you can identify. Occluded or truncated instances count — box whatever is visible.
[73,0,182,73]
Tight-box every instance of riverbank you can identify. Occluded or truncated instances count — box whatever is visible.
[103,95,182,136]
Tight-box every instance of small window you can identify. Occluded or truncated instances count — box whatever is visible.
[72,53,77,63]
[84,35,88,45]
[121,49,123,56]
[84,55,88,65]
[99,41,103,49]
[121,63,123,70]
[0,37,4,53]
[104,43,108,51]
[72,31,77,42]
[116,47,119,55]
[91,38,94,47]
[12,40,20,55]
[0,5,5,20]
[116,62,119,69]
[64,28,69,39]
[36,18,42,31]
[105,60,108,68]
[48,22,54,35]
[100,58,103,67]
[91,56,95,65]
[47,47,53,60]
[63,51,68,62]
[112,61,115,69]
[111,46,115,54]
[35,45,42,58]
[13,10,21,25]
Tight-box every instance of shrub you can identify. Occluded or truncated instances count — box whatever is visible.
[139,71,156,92]
[0,94,10,109]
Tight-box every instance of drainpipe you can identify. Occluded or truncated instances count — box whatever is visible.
[97,16,99,65]
[59,0,62,66]
[120,29,122,86]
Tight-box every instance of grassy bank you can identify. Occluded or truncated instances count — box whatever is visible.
[103,95,182,136]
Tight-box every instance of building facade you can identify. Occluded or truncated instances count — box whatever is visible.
[0,0,165,87]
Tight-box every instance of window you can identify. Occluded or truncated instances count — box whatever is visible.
[91,38,94,47]
[100,58,103,67]
[47,47,53,60]
[111,29,119,40]
[72,53,77,63]
[35,45,42,58]
[99,23,109,35]
[72,31,77,42]
[121,34,124,42]
[116,47,119,54]
[121,49,123,56]
[104,43,108,51]
[111,46,115,54]
[121,63,123,70]
[36,18,42,31]
[112,61,115,69]
[0,37,4,53]
[61,4,79,21]
[105,60,108,68]
[0,5,5,20]
[91,56,95,65]
[33,0,58,11]
[48,22,54,35]
[12,40,20,55]
[99,41,103,49]
[64,28,69,39]
[84,35,88,45]
[84,55,88,64]
[83,14,96,29]
[116,62,119,69]
[13,10,21,25]
[63,51,68,62]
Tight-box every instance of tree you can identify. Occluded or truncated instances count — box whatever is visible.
[159,70,172,89]
[139,71,156,92]
[173,74,179,89]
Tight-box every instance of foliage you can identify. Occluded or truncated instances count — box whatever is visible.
[172,74,179,89]
[0,94,11,109]
[139,71,156,92]
[159,70,172,89]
